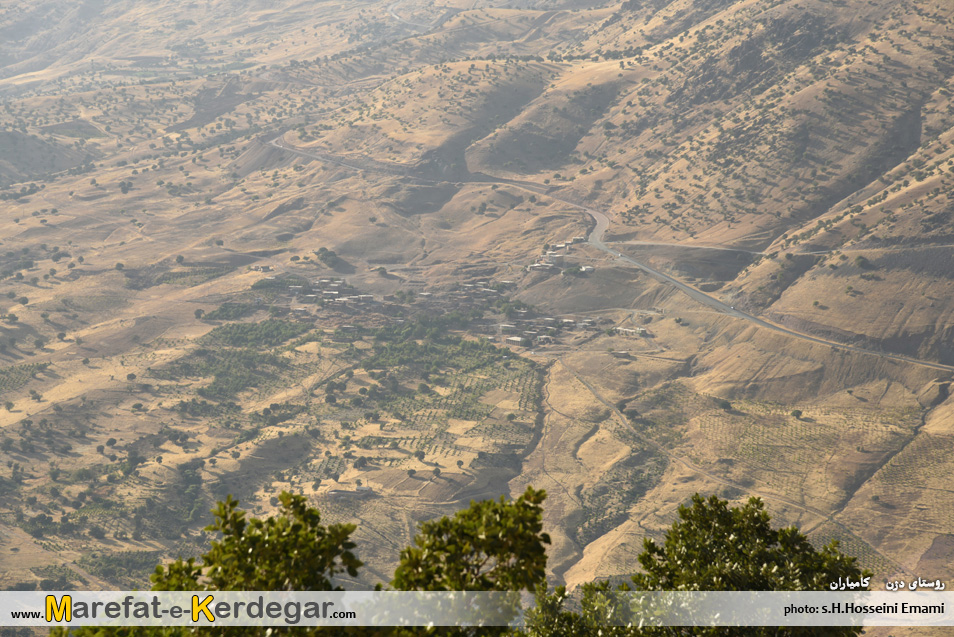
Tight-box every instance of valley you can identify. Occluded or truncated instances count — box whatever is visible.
[0,1,952,626]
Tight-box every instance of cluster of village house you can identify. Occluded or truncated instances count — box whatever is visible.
[246,232,597,322]
[246,249,652,350]
[288,278,376,311]
[250,267,515,311]
[528,236,594,272]
[497,315,598,347]
[244,274,377,313]
[493,317,650,348]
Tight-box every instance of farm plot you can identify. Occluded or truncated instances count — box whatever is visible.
[808,521,894,574]
[0,363,49,397]
[155,348,292,401]
[862,432,954,531]
[369,366,539,464]
[575,445,667,546]
[78,551,163,589]
[155,267,231,286]
[685,400,918,510]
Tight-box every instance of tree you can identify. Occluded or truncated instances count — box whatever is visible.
[525,495,868,636]
[51,489,551,636]
[52,489,860,636]
[585,495,865,636]
[633,495,866,595]
[391,487,550,592]
[54,493,362,637]
[523,582,629,637]
[115,262,124,270]
[152,492,361,592]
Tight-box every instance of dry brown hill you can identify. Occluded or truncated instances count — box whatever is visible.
[0,1,953,622]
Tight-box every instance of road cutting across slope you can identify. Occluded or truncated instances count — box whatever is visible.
[268,136,954,374]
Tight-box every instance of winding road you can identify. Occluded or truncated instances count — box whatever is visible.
[267,135,954,374]
[555,196,954,374]
[386,0,436,29]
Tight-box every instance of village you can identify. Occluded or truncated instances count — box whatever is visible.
[236,232,658,354]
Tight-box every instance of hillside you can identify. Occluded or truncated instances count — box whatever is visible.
[0,0,952,622]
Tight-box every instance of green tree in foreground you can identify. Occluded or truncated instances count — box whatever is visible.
[524,494,867,636]
[392,488,549,592]
[633,495,866,594]
[151,491,361,592]
[56,492,864,636]
[55,492,362,636]
[56,489,549,636]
